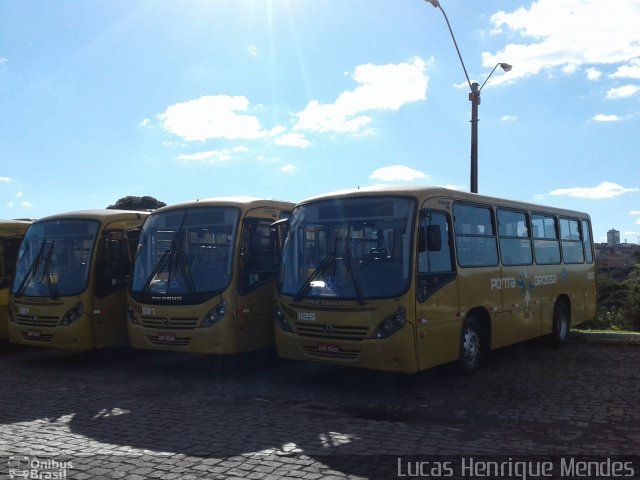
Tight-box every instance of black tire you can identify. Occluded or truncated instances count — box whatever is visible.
[458,317,482,373]
[552,301,571,347]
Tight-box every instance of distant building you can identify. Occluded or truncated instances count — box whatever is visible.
[607,228,620,247]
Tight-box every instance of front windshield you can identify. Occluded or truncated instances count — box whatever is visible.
[12,220,99,297]
[279,196,415,301]
[130,206,240,302]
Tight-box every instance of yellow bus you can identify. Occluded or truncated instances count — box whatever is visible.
[8,210,148,349]
[0,219,33,340]
[275,186,596,373]
[127,197,293,354]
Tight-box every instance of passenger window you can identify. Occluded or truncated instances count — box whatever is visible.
[417,210,455,302]
[532,214,561,265]
[560,218,584,264]
[582,220,593,264]
[453,204,498,267]
[497,209,532,266]
[238,218,279,295]
[418,211,453,274]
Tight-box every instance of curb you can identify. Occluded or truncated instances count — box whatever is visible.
[571,330,640,346]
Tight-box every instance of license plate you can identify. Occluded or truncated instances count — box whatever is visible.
[318,344,340,354]
[158,333,176,343]
[27,331,41,338]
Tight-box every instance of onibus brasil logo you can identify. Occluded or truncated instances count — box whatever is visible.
[8,456,73,479]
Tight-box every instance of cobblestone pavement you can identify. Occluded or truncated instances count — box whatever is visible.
[0,338,639,479]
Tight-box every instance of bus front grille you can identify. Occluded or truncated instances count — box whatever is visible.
[147,335,191,347]
[302,345,359,360]
[141,317,199,330]
[21,332,54,342]
[15,316,59,327]
[293,322,369,339]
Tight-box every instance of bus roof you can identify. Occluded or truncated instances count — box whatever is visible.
[150,197,294,214]
[296,185,590,219]
[0,219,33,237]
[31,209,149,224]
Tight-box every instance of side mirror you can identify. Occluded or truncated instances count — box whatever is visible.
[109,239,122,261]
[426,225,442,252]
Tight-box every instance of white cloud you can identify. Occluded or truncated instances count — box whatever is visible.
[22,201,32,208]
[585,68,602,81]
[176,146,248,164]
[606,84,640,99]
[484,1,640,83]
[159,95,281,141]
[592,114,621,122]
[294,57,428,134]
[369,165,428,182]
[274,133,311,148]
[549,181,639,199]
[139,118,150,127]
[631,210,640,215]
[0,177,14,183]
[502,115,518,122]
[16,191,24,198]
[247,46,258,57]
[0,57,6,65]
[280,164,297,173]
[611,58,640,79]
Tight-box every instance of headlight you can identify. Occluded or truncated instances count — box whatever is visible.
[201,300,227,327]
[61,303,83,326]
[127,304,139,324]
[373,308,406,339]
[275,307,292,332]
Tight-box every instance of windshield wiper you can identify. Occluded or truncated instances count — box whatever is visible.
[293,252,336,302]
[174,249,195,294]
[15,240,55,297]
[142,212,188,295]
[141,248,170,294]
[345,242,366,305]
[43,255,59,299]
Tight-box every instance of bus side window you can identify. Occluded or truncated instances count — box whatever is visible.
[453,203,498,267]
[238,218,279,295]
[95,234,132,298]
[560,217,584,264]
[418,211,454,274]
[532,214,561,265]
[581,219,594,264]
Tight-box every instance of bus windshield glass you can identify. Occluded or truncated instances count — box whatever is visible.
[130,206,240,301]
[12,220,99,297]
[279,196,415,301]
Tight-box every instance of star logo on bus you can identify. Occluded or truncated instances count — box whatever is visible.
[516,271,535,309]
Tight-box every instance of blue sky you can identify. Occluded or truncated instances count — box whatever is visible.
[1,0,639,243]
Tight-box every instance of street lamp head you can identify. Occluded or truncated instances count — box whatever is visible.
[426,0,440,7]
[499,63,513,72]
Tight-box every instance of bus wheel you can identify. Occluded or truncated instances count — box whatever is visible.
[552,301,571,347]
[458,318,482,373]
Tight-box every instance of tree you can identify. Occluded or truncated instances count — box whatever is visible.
[107,196,166,211]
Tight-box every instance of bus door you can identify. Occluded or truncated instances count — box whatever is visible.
[415,209,459,370]
[236,217,280,352]
[92,230,136,347]
[496,209,540,345]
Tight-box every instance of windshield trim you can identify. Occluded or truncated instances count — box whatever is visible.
[129,205,241,305]
[279,195,416,302]
[11,219,100,298]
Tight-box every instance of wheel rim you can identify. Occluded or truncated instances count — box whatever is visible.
[463,328,480,368]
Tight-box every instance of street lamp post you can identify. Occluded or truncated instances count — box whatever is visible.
[426,0,511,194]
